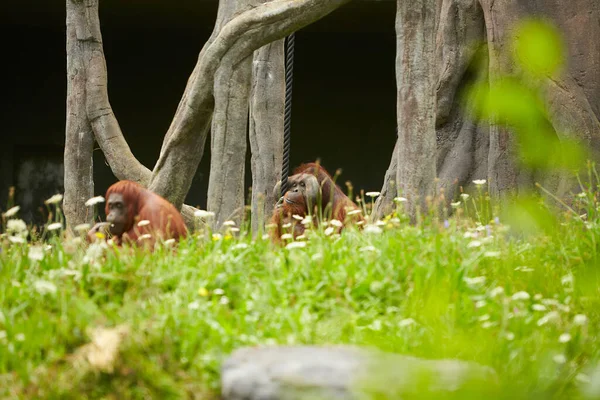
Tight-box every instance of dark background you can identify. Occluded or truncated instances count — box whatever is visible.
[1,0,396,223]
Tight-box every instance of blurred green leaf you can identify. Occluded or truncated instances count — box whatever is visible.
[513,19,564,77]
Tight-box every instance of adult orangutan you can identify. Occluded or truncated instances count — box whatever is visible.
[87,180,187,246]
[270,162,363,241]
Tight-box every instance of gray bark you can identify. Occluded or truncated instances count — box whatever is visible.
[148,0,352,211]
[375,0,600,220]
[207,0,254,230]
[65,0,95,228]
[395,0,439,217]
[249,40,285,234]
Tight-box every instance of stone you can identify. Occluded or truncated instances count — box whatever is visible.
[221,345,498,400]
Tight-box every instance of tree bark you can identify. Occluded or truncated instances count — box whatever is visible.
[64,0,95,227]
[395,0,439,216]
[207,0,254,230]
[148,0,352,211]
[249,40,285,234]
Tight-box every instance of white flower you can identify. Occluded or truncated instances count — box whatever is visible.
[575,373,591,383]
[28,246,45,261]
[164,238,176,246]
[484,251,501,258]
[394,197,408,203]
[47,222,63,231]
[398,318,416,328]
[450,201,461,208]
[512,291,531,301]
[301,216,313,225]
[85,196,105,206]
[194,210,215,218]
[375,220,386,226]
[15,333,25,342]
[364,225,383,235]
[475,300,487,308]
[74,223,91,232]
[261,234,270,240]
[324,227,335,236]
[286,241,307,250]
[481,321,495,329]
[188,301,200,310]
[3,206,20,218]
[360,245,378,253]
[213,288,225,295]
[138,234,152,241]
[534,294,543,301]
[490,287,504,297]
[212,233,223,241]
[553,354,567,364]
[577,192,587,198]
[8,236,26,244]
[329,219,343,228]
[366,191,380,198]
[467,240,482,248]
[296,235,306,240]
[561,274,574,286]
[478,314,490,321]
[505,332,515,341]
[537,311,560,326]
[137,220,150,227]
[473,179,487,185]
[280,233,293,240]
[464,276,486,286]
[347,209,362,216]
[34,280,57,295]
[574,314,588,325]
[219,296,230,305]
[7,219,27,234]
[233,243,249,250]
[44,194,63,205]
[292,214,304,221]
[460,193,470,200]
[559,333,572,343]
[282,222,292,229]
[223,220,236,227]
[532,304,546,311]
[229,227,240,233]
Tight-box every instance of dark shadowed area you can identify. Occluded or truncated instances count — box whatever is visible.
[1,0,396,223]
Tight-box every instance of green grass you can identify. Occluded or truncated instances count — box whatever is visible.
[1,187,600,399]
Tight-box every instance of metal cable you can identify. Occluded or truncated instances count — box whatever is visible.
[280,32,295,197]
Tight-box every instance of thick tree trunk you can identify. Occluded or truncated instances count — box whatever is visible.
[64,0,95,227]
[207,0,254,229]
[249,40,285,234]
[395,0,439,216]
[375,0,600,220]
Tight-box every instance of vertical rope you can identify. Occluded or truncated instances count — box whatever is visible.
[280,32,295,197]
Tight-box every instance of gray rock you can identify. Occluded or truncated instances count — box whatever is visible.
[221,345,498,400]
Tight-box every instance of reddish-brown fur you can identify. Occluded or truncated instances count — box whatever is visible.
[270,162,363,243]
[101,180,187,246]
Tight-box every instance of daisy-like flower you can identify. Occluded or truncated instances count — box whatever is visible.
[347,209,362,216]
[553,354,567,364]
[28,246,45,261]
[394,197,408,203]
[460,193,470,200]
[490,286,504,297]
[282,222,292,229]
[532,304,547,311]
[301,216,313,225]
[212,233,223,241]
[364,225,383,234]
[7,219,27,234]
[398,318,416,328]
[450,201,461,208]
[137,220,150,227]
[85,196,105,206]
[44,194,63,205]
[280,233,293,240]
[512,291,531,301]
[473,179,487,185]
[324,227,335,236]
[34,280,57,295]
[559,333,572,343]
[366,191,380,198]
[286,241,307,250]
[74,223,91,232]
[3,206,20,218]
[8,236,26,244]
[194,210,215,218]
[574,314,588,325]
[329,219,343,228]
[223,220,236,227]
[464,276,486,285]
[138,234,152,241]
[47,222,63,231]
[164,238,176,246]
[467,240,482,248]
[292,214,304,221]
[359,245,377,253]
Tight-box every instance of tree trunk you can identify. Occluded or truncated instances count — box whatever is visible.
[64,0,95,227]
[395,0,439,217]
[375,0,600,219]
[249,40,285,234]
[207,0,254,230]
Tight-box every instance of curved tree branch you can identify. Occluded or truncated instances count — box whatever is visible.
[149,0,352,210]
